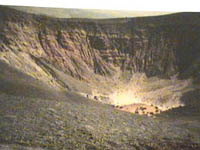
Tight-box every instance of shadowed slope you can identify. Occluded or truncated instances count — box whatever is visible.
[0,6,200,150]
[0,61,200,149]
[0,61,62,99]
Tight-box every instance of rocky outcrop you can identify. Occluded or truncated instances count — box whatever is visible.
[0,6,200,90]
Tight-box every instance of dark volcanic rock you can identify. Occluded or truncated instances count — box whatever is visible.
[1,6,200,80]
[0,6,200,150]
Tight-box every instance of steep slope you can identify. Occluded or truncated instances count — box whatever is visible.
[0,6,200,149]
[1,5,200,107]
[1,6,200,80]
[1,6,200,97]
[0,61,200,150]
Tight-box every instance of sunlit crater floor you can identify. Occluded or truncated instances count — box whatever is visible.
[81,73,194,116]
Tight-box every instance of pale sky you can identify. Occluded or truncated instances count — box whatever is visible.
[0,0,200,12]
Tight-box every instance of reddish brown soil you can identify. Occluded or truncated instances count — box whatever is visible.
[116,103,162,116]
